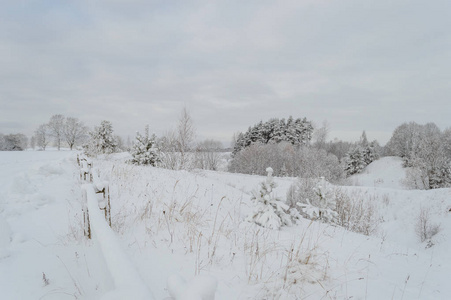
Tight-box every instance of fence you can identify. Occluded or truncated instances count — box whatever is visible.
[76,154,154,299]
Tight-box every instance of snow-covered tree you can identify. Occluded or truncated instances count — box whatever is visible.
[344,131,380,176]
[325,139,353,162]
[35,124,50,150]
[232,116,313,155]
[64,117,88,150]
[312,120,329,150]
[176,107,196,169]
[84,120,117,156]
[246,167,292,230]
[129,125,160,166]
[48,114,65,150]
[386,122,451,189]
[0,133,26,151]
[344,146,366,176]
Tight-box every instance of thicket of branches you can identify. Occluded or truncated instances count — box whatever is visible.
[229,142,344,183]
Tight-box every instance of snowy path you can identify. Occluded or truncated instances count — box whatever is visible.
[0,151,108,299]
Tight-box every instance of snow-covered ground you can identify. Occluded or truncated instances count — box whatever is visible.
[1,151,450,299]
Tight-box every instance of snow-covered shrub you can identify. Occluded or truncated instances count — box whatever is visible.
[246,167,293,230]
[287,178,325,210]
[129,125,160,166]
[295,177,338,223]
[415,207,440,243]
[288,179,379,235]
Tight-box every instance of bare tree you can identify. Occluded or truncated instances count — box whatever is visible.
[48,114,65,150]
[313,120,329,150]
[158,130,180,170]
[194,139,223,170]
[176,107,196,169]
[64,117,88,150]
[35,124,50,150]
[115,135,125,151]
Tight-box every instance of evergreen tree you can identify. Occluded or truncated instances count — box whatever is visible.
[232,116,313,155]
[270,118,286,144]
[293,117,313,146]
[429,162,451,189]
[246,167,292,230]
[84,120,117,156]
[232,132,245,155]
[249,122,263,144]
[129,125,160,166]
[344,132,380,177]
[285,116,297,145]
[344,146,366,176]
[360,131,369,147]
[297,177,338,223]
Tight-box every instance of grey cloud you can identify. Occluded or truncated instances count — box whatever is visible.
[1,0,450,146]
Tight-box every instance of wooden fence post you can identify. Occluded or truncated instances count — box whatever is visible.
[82,188,91,239]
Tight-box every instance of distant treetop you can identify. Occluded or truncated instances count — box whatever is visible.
[232,116,313,155]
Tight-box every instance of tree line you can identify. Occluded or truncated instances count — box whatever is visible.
[4,110,451,191]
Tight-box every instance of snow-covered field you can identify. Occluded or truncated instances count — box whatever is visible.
[1,152,451,299]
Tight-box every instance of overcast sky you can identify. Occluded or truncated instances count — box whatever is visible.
[1,0,450,146]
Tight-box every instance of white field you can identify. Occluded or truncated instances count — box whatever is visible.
[1,152,450,299]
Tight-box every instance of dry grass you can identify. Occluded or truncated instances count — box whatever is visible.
[91,157,332,299]
[334,189,379,236]
[415,207,440,243]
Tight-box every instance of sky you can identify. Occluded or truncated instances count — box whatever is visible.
[1,0,450,146]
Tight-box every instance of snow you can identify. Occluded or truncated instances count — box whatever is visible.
[83,184,154,299]
[347,156,407,189]
[1,151,451,299]
[167,274,217,300]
